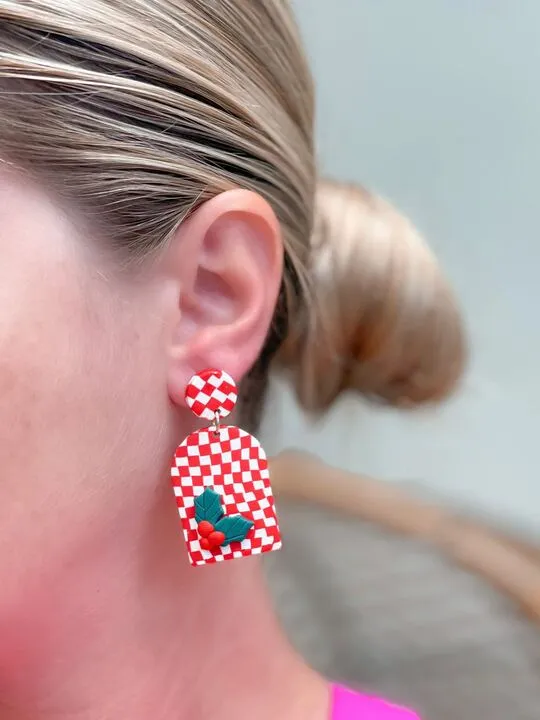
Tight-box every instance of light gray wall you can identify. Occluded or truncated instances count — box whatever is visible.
[262,1,539,534]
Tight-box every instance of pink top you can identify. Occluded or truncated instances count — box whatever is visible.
[331,685,420,719]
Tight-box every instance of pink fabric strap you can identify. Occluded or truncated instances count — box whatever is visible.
[331,685,420,719]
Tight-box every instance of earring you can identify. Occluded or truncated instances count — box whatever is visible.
[171,368,282,566]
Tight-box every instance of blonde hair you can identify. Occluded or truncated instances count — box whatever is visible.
[281,180,466,411]
[0,2,465,426]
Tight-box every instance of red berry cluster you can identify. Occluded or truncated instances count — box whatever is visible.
[197,520,226,551]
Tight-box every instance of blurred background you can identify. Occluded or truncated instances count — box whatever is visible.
[264,0,539,535]
[262,3,540,719]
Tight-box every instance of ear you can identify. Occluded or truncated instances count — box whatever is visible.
[165,189,283,408]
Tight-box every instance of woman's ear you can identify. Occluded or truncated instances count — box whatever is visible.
[164,189,283,407]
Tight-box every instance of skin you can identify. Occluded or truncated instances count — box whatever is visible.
[0,167,329,720]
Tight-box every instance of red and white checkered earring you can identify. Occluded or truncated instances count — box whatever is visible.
[170,368,282,567]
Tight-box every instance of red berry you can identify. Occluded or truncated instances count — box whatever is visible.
[198,521,214,538]
[208,531,226,547]
[200,537,211,551]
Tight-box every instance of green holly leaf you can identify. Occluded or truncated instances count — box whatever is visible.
[194,488,224,525]
[214,515,254,544]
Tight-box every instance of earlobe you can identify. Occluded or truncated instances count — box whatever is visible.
[166,190,283,407]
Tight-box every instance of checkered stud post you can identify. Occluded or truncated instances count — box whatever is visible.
[171,369,281,566]
[184,368,238,422]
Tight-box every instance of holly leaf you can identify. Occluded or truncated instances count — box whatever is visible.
[214,515,254,544]
[194,488,224,525]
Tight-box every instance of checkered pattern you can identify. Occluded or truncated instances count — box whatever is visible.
[171,425,281,566]
[185,369,238,421]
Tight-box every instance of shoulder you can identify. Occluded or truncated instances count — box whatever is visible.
[331,685,421,720]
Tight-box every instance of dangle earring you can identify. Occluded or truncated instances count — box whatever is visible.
[171,368,282,566]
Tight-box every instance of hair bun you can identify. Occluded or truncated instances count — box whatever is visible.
[279,179,467,412]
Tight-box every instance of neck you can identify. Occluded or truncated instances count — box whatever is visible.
[0,483,328,720]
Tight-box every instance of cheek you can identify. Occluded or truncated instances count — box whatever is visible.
[0,278,76,429]
[0,254,82,457]
[0,262,104,524]
[0,252,166,586]
[0,196,96,476]
[0,176,174,613]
